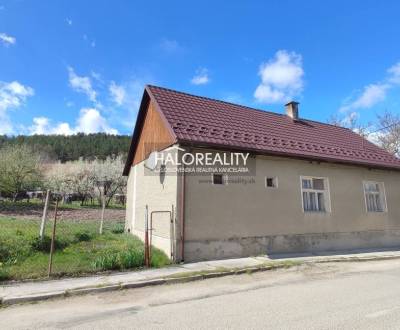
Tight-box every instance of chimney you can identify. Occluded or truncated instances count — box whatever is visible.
[285,101,299,120]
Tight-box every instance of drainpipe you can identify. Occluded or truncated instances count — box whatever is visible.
[180,162,186,263]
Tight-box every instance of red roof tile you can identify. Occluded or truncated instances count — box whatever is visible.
[146,85,400,170]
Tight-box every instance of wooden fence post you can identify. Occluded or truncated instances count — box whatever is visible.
[48,199,59,277]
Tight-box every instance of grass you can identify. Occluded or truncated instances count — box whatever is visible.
[0,216,170,281]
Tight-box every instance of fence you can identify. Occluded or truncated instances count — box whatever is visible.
[0,196,138,281]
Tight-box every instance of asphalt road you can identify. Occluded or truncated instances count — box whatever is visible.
[2,259,400,329]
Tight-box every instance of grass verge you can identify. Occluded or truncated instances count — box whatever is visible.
[0,216,170,281]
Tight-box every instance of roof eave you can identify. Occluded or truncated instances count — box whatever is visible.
[177,140,400,172]
[122,86,178,176]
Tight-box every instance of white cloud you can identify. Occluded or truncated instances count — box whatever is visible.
[159,38,182,53]
[0,81,34,111]
[29,108,117,136]
[67,66,97,103]
[76,108,117,134]
[254,50,304,103]
[0,32,16,46]
[388,62,400,84]
[91,40,96,48]
[109,81,126,106]
[66,18,72,26]
[340,60,400,113]
[106,77,148,128]
[340,84,389,112]
[0,81,34,134]
[30,117,50,135]
[191,68,210,85]
[108,79,143,110]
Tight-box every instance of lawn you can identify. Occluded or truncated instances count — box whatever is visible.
[0,216,170,281]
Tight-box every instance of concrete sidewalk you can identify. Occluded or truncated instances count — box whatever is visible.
[2,249,400,306]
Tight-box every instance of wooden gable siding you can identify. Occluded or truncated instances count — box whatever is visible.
[132,100,175,165]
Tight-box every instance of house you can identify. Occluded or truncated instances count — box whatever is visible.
[123,85,400,262]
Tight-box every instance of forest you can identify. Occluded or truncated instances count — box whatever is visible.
[0,133,131,162]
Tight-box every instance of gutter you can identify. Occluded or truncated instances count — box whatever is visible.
[180,160,186,262]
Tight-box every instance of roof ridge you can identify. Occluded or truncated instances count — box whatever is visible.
[146,84,354,133]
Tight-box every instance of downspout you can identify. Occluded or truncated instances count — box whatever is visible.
[180,162,186,263]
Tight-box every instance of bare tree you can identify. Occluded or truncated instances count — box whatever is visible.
[327,113,370,138]
[376,111,400,156]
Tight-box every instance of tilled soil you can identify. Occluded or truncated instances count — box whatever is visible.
[0,203,125,221]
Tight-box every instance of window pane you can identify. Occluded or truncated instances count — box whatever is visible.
[375,194,382,212]
[303,192,309,211]
[309,192,316,211]
[313,178,324,190]
[213,174,223,185]
[266,177,276,188]
[317,192,325,211]
[302,179,312,189]
[365,182,379,192]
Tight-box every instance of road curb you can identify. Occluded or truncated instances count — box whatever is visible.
[1,254,399,306]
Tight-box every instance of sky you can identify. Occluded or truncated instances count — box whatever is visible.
[1,0,400,136]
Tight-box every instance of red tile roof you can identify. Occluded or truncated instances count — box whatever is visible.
[144,85,400,170]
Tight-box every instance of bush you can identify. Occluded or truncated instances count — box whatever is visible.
[0,235,32,264]
[111,224,125,234]
[0,266,10,281]
[74,231,93,242]
[30,236,69,253]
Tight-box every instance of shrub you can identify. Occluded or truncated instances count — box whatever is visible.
[0,235,32,264]
[0,266,10,281]
[111,224,125,234]
[74,231,93,242]
[30,236,69,253]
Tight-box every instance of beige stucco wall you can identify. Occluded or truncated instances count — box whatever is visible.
[183,149,400,261]
[125,152,179,259]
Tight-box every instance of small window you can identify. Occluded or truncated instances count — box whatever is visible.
[301,176,330,212]
[363,181,387,212]
[265,177,278,188]
[212,173,225,185]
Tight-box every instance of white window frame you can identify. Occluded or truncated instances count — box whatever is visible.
[265,176,278,189]
[363,181,387,213]
[300,176,331,213]
[211,173,228,186]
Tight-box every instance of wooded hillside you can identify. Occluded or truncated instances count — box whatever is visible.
[0,133,131,162]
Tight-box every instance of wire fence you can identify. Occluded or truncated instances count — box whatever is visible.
[0,198,129,281]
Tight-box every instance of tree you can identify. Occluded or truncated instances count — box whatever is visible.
[0,145,43,201]
[376,111,400,156]
[92,156,127,207]
[46,159,95,205]
[45,156,127,206]
[328,113,370,138]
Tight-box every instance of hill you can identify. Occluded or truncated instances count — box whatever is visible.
[0,133,131,162]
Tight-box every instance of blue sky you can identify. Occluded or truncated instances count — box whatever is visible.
[1,0,400,135]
